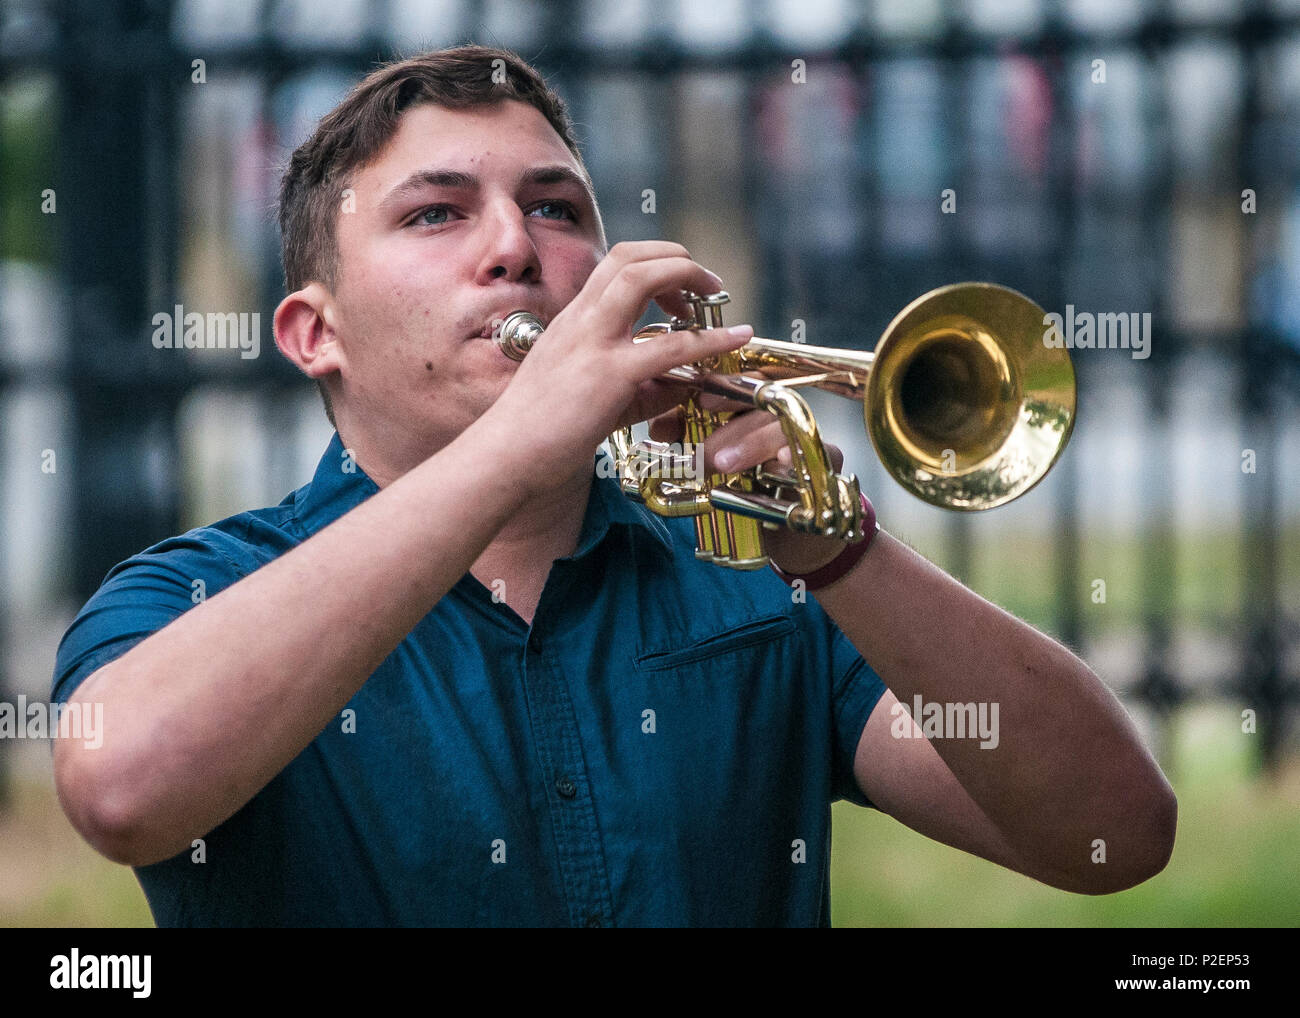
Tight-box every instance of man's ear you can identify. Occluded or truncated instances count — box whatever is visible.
[274,282,345,381]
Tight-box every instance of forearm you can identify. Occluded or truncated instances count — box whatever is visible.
[57,409,533,866]
[51,243,780,867]
[816,529,1176,892]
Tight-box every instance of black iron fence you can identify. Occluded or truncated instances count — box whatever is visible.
[1,0,1297,807]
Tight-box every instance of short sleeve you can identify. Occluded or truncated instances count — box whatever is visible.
[829,624,888,808]
[51,533,248,705]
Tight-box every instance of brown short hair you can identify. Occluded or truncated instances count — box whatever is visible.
[277,45,590,426]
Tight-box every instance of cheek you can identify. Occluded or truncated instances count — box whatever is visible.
[337,277,444,369]
[539,237,601,290]
[343,231,445,320]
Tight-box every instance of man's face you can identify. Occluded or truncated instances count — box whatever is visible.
[330,100,605,451]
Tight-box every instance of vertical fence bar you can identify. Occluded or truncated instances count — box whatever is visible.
[1042,0,1085,658]
[17,0,1298,786]
[1237,1,1285,773]
[62,0,185,601]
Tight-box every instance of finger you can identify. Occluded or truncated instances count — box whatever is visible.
[703,417,789,475]
[630,323,754,379]
[698,369,766,412]
[581,240,694,298]
[647,406,685,443]
[650,401,769,450]
[698,392,754,412]
[600,258,727,334]
[696,411,777,470]
[651,287,720,323]
[763,453,797,481]
[704,407,778,443]
[775,442,842,472]
[653,405,775,458]
[614,379,692,433]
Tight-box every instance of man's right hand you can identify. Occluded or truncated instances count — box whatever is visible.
[53,241,753,869]
[485,241,753,494]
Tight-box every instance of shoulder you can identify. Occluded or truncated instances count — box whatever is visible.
[52,490,310,703]
[103,495,305,588]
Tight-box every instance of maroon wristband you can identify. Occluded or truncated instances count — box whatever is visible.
[768,493,878,591]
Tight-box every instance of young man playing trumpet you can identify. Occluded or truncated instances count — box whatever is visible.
[52,45,1174,926]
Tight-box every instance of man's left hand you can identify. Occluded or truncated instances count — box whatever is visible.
[646,389,849,576]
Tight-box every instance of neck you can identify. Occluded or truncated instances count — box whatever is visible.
[481,464,594,561]
[468,464,593,624]
[335,416,443,491]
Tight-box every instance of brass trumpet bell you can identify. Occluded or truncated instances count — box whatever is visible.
[866,282,1076,510]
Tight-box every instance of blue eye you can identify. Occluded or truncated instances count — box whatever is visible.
[417,206,451,226]
[530,201,574,221]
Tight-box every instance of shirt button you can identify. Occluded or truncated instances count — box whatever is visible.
[584,914,602,928]
[555,776,577,799]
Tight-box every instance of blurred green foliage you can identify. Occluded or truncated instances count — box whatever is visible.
[2,702,1295,926]
[2,75,57,265]
[831,702,1300,926]
[911,525,1300,639]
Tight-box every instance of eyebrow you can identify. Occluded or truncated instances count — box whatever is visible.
[379,164,596,212]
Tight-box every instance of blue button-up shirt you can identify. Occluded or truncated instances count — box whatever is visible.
[53,432,887,927]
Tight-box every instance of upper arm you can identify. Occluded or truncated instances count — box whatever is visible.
[52,533,247,705]
[851,688,1034,879]
[50,534,247,860]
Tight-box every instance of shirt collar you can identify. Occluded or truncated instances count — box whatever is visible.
[573,450,676,559]
[293,432,381,537]
[294,434,675,558]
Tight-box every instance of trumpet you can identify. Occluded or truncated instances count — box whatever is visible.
[497,282,1076,570]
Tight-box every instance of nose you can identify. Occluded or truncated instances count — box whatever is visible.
[474,199,542,285]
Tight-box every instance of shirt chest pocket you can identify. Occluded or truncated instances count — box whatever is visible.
[633,613,798,673]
